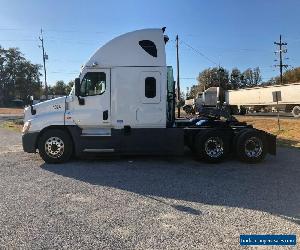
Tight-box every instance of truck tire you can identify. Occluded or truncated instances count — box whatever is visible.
[291,106,300,118]
[38,129,73,164]
[194,130,229,163]
[236,130,266,163]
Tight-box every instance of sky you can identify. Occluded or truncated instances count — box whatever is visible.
[1,0,300,92]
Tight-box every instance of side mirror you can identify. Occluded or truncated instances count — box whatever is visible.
[29,95,34,105]
[75,77,81,96]
[26,95,36,115]
[26,95,34,106]
[74,77,85,105]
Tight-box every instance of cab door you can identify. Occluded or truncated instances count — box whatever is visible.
[69,68,111,128]
[136,71,163,126]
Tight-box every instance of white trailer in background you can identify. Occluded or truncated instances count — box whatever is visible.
[198,84,300,117]
[225,83,300,117]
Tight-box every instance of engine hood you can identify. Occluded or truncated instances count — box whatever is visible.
[24,96,66,121]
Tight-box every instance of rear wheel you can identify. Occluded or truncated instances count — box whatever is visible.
[38,129,73,164]
[292,106,300,118]
[236,130,266,163]
[194,130,229,163]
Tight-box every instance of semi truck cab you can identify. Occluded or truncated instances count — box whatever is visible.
[22,28,276,163]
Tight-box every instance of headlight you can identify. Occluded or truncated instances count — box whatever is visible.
[22,121,31,134]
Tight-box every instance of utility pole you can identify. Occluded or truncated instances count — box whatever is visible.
[273,35,288,131]
[176,34,180,118]
[39,28,48,99]
[218,64,221,88]
[274,35,288,84]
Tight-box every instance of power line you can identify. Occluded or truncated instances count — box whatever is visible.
[180,40,218,66]
[50,71,78,74]
[0,39,38,42]
[0,28,24,31]
[0,26,107,34]
[44,29,106,35]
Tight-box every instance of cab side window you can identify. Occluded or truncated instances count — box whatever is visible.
[145,77,156,98]
[80,72,106,96]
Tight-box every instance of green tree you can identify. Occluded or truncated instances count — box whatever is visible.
[280,67,300,84]
[241,68,254,87]
[49,80,74,96]
[197,68,213,90]
[253,67,262,85]
[52,80,67,95]
[15,61,42,100]
[66,80,74,94]
[230,68,242,89]
[241,67,262,87]
[186,84,202,99]
[197,67,230,90]
[0,46,41,105]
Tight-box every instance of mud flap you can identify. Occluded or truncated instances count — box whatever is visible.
[264,132,276,155]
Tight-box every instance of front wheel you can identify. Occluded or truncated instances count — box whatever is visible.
[236,130,267,163]
[38,129,73,164]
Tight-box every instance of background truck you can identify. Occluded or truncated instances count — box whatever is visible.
[22,28,276,164]
[198,84,300,117]
[226,83,300,117]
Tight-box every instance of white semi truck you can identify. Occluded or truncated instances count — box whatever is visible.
[22,28,276,163]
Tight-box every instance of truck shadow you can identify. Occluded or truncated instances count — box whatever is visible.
[41,148,300,225]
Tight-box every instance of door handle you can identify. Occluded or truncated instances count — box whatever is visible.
[103,110,108,120]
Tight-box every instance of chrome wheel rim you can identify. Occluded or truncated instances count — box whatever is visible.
[245,137,263,158]
[45,137,64,158]
[204,137,224,158]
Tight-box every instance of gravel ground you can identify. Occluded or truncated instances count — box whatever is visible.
[0,127,299,249]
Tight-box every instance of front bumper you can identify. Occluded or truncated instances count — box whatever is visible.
[22,132,39,153]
